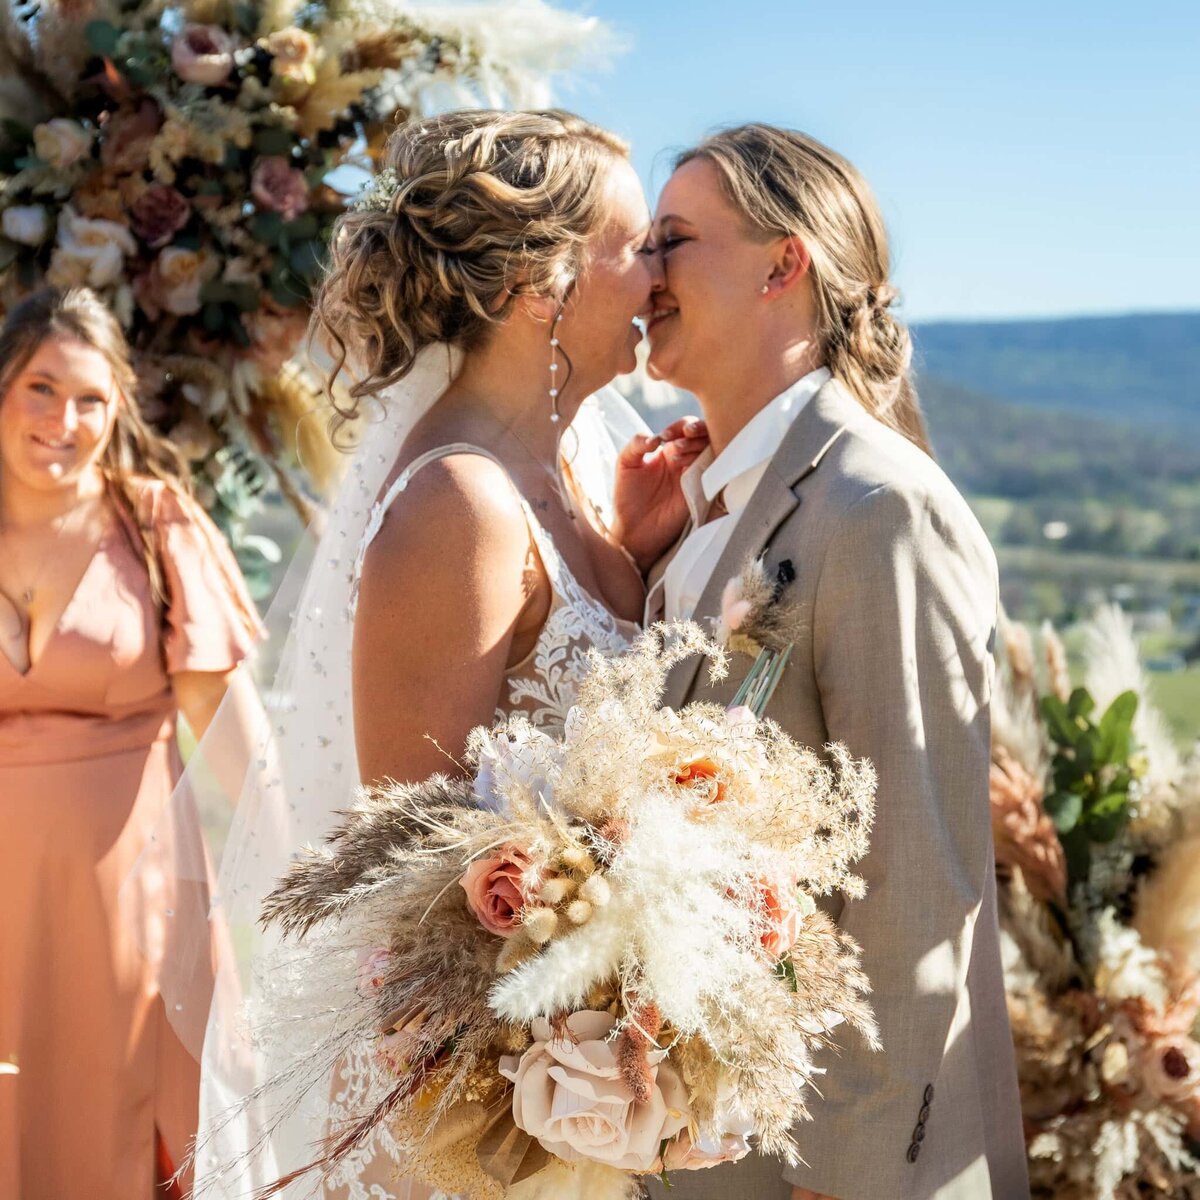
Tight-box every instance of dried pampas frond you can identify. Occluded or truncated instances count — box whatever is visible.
[1084,604,1181,789]
[1134,832,1200,975]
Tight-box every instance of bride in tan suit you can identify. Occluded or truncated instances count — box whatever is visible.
[642,127,1030,1200]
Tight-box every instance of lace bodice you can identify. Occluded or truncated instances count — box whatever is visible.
[352,443,636,731]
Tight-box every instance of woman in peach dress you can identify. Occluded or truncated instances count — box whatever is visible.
[0,288,262,1198]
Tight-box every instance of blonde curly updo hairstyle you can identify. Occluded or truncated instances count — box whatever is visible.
[314,108,629,421]
[677,124,930,453]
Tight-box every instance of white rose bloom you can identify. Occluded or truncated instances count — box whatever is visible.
[2,205,50,246]
[55,206,136,288]
[33,119,93,170]
[499,1010,689,1171]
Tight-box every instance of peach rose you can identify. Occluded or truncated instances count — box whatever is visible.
[499,1010,689,1171]
[757,874,807,959]
[171,25,235,86]
[459,845,535,938]
[673,757,727,804]
[33,118,92,170]
[662,1128,752,1171]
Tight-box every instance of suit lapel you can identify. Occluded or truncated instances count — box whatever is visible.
[659,379,864,709]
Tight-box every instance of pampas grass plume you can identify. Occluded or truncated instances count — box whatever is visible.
[1134,834,1200,974]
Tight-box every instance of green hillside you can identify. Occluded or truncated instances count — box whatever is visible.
[912,312,1200,435]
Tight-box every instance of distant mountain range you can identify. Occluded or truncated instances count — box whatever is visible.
[912,312,1200,437]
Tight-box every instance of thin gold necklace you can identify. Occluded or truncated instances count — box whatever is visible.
[0,490,102,612]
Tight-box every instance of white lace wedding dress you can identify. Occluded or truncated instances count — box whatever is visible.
[324,442,637,1200]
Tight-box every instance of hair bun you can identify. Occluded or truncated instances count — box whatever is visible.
[313,109,627,424]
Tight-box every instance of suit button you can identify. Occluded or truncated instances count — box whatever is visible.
[907,1143,920,1163]
[919,1104,931,1124]
[924,1084,935,1105]
[914,1122,926,1143]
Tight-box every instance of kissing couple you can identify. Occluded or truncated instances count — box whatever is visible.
[190,111,1030,1200]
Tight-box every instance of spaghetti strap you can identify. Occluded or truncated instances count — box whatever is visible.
[350,443,536,616]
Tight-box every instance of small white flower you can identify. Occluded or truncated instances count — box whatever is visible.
[1,205,50,246]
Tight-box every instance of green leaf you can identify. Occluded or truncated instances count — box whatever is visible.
[282,212,319,241]
[201,301,225,333]
[85,20,122,55]
[1045,791,1083,834]
[253,127,294,157]
[1041,696,1079,746]
[773,957,799,993]
[1068,687,1096,720]
[268,262,307,308]
[250,211,284,246]
[228,312,251,348]
[233,2,260,36]
[1083,791,1130,843]
[288,237,324,283]
[1098,690,1139,762]
[1060,825,1092,886]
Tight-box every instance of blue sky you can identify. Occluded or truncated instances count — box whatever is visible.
[552,0,1200,322]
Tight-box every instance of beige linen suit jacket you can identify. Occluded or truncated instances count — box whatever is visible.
[643,380,1029,1200]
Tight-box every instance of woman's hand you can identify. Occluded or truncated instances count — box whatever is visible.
[611,417,709,573]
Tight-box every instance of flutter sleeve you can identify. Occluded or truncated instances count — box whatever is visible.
[151,483,265,675]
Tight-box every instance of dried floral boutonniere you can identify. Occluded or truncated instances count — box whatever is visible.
[715,557,800,717]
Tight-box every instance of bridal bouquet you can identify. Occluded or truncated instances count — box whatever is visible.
[991,606,1200,1199]
[257,619,877,1200]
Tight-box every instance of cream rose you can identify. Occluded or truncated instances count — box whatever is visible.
[155,246,218,315]
[265,27,317,97]
[53,206,135,288]
[2,205,50,246]
[33,118,93,170]
[499,1010,689,1171]
[1141,1034,1200,1105]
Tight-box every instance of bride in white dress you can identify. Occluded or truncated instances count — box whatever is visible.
[174,109,706,1199]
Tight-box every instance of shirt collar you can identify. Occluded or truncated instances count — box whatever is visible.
[701,367,831,505]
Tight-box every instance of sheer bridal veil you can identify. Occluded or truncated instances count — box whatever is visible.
[125,343,648,1198]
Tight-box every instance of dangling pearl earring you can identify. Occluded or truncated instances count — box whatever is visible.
[548,308,564,424]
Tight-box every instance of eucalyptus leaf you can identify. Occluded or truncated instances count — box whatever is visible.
[1041,696,1078,746]
[1045,791,1083,834]
[1068,687,1096,719]
[85,20,122,55]
[251,211,284,246]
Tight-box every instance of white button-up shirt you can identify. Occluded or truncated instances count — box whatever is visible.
[648,367,830,624]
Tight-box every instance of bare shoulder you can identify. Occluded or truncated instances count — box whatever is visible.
[360,451,531,593]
